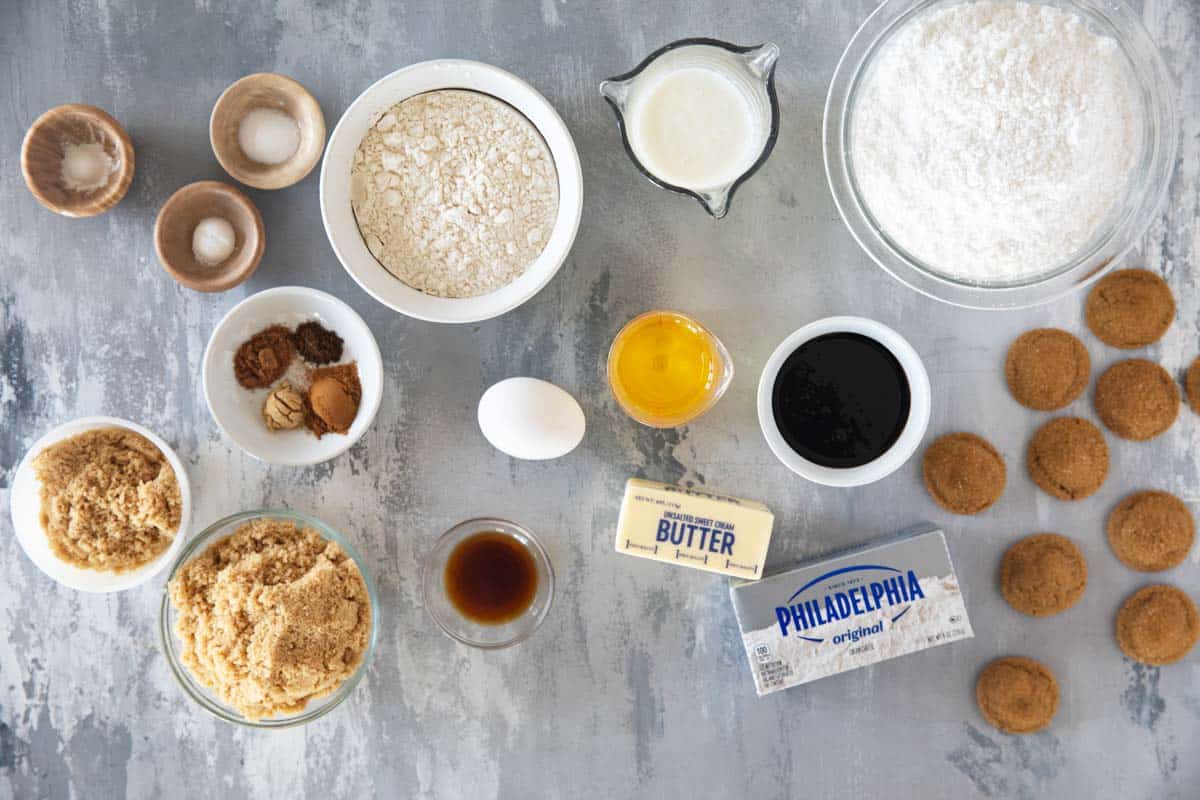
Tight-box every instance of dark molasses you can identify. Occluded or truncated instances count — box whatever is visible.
[771,332,910,468]
[444,532,538,625]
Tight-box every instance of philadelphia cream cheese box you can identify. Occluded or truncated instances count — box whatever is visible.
[615,479,774,579]
[730,524,972,696]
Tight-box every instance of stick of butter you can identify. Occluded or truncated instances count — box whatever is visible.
[614,479,775,578]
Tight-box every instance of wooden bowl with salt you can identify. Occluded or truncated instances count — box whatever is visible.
[210,73,326,190]
[154,181,265,293]
[21,104,136,217]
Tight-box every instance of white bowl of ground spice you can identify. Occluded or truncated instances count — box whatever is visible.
[320,59,583,323]
[202,286,384,465]
[9,416,191,592]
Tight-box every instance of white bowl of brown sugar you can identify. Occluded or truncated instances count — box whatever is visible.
[319,60,584,324]
[10,416,192,592]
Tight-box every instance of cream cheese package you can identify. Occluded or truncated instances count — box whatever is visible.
[615,479,774,579]
[730,525,972,696]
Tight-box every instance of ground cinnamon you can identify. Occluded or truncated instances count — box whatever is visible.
[306,362,361,438]
[233,325,294,389]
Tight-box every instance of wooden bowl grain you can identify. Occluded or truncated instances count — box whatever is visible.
[154,181,265,292]
[21,104,135,217]
[210,73,325,190]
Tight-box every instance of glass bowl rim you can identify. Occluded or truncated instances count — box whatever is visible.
[420,517,555,650]
[823,0,1179,310]
[599,37,782,219]
[157,508,380,729]
[605,309,735,429]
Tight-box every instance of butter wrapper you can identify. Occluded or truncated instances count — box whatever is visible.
[614,479,774,579]
[730,525,973,696]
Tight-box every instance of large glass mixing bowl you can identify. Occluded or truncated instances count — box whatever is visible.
[824,0,1177,310]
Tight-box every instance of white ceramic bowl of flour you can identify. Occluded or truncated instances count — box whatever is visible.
[825,0,1177,310]
[320,60,583,324]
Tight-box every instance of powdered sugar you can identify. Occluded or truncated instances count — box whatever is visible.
[851,1,1140,283]
[350,90,559,298]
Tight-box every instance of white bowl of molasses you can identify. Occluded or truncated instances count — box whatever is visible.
[757,316,931,487]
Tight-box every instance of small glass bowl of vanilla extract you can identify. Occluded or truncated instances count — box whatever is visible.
[422,518,555,649]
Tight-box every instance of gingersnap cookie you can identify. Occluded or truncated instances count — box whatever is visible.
[922,433,1006,515]
[1108,491,1195,572]
[976,656,1059,734]
[1185,356,1200,415]
[1094,359,1179,441]
[1085,269,1175,349]
[1005,329,1090,411]
[1116,585,1199,666]
[1000,534,1087,617]
[1027,417,1108,501]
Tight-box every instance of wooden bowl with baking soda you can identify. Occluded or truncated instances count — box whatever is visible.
[210,73,326,190]
[154,181,265,292]
[21,104,136,217]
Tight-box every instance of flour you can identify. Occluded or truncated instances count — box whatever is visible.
[350,90,559,298]
[850,1,1139,283]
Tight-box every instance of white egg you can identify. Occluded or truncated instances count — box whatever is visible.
[478,377,585,460]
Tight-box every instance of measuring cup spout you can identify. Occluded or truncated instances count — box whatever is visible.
[744,42,781,80]
[699,189,731,220]
[598,78,630,108]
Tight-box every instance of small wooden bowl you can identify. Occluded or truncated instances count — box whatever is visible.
[154,181,265,292]
[210,73,325,190]
[21,104,135,217]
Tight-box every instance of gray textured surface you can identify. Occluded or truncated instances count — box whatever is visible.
[2,0,1199,798]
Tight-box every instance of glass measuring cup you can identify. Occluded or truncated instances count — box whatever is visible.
[600,38,780,219]
[607,310,734,428]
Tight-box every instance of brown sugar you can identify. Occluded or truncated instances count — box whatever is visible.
[169,518,371,720]
[999,534,1087,617]
[33,428,180,572]
[233,325,294,389]
[1115,585,1199,666]
[976,656,1059,734]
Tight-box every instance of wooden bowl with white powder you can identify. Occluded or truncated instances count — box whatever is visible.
[320,60,583,324]
[21,104,135,217]
[210,73,326,190]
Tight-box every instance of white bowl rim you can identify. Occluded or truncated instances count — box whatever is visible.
[201,285,384,466]
[319,59,584,324]
[756,316,931,487]
[9,415,193,593]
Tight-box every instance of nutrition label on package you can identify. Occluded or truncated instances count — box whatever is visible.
[753,645,794,690]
